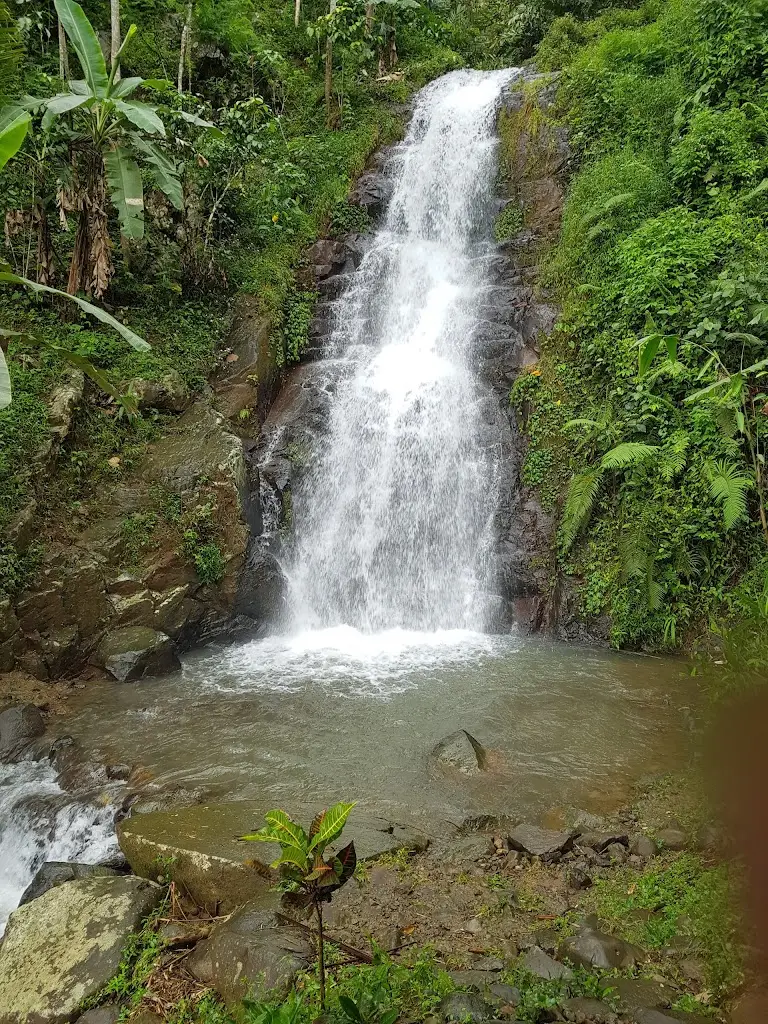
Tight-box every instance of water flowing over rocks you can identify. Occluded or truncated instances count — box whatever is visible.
[431,730,487,775]
[0,875,162,1024]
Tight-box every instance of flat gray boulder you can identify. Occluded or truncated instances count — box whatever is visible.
[188,894,312,1005]
[118,802,428,914]
[431,730,487,775]
[96,626,181,682]
[509,823,574,860]
[0,875,162,1024]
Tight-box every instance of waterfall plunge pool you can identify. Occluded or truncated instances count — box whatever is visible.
[62,631,695,823]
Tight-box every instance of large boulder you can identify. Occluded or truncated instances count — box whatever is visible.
[430,730,487,776]
[519,946,573,981]
[128,370,190,414]
[0,703,45,763]
[187,893,312,1005]
[0,876,162,1024]
[118,802,429,914]
[508,823,574,861]
[19,862,121,906]
[96,627,181,682]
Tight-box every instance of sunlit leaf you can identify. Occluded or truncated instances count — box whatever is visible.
[54,0,109,97]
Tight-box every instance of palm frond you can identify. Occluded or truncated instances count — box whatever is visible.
[561,468,602,550]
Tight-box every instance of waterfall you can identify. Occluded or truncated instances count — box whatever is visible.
[289,69,515,633]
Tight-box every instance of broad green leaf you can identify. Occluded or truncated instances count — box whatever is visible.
[0,344,10,410]
[179,109,225,137]
[54,0,109,98]
[42,92,91,130]
[46,345,137,413]
[270,845,310,872]
[238,827,280,842]
[0,112,30,169]
[110,23,138,75]
[115,99,165,136]
[264,809,309,851]
[0,269,149,351]
[339,997,364,1024]
[143,79,173,91]
[638,334,661,377]
[69,80,91,96]
[130,135,182,210]
[308,801,356,852]
[111,77,144,99]
[104,145,144,239]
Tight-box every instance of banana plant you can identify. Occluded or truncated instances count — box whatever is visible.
[2,0,187,297]
[239,803,357,1007]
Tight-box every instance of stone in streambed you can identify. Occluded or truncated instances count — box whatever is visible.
[96,626,181,682]
[656,828,687,851]
[598,976,677,1015]
[438,992,495,1022]
[559,921,644,970]
[508,823,574,860]
[0,703,45,763]
[431,730,487,775]
[187,893,312,1006]
[118,802,428,913]
[19,861,121,906]
[520,946,573,981]
[630,834,657,859]
[0,876,162,1024]
[560,998,617,1023]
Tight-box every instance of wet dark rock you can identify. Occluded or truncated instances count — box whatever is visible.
[19,861,120,906]
[96,626,181,682]
[75,1007,120,1024]
[487,984,521,1008]
[0,703,45,763]
[188,895,313,1006]
[598,976,677,1015]
[306,238,347,279]
[508,824,574,861]
[558,922,644,970]
[604,841,628,865]
[630,835,657,859]
[578,831,628,852]
[566,864,592,890]
[656,828,687,851]
[560,998,617,1023]
[431,730,487,775]
[350,170,392,219]
[520,946,573,981]
[438,992,495,1022]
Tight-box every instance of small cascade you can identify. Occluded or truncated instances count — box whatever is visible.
[0,760,118,934]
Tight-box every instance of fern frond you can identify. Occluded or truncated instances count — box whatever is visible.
[578,192,635,231]
[561,468,602,550]
[600,442,659,471]
[660,430,690,481]
[708,459,752,529]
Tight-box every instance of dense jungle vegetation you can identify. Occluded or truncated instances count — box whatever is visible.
[510,0,768,668]
[1,0,767,670]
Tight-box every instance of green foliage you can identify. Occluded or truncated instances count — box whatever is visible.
[180,501,226,584]
[494,202,524,242]
[591,854,742,996]
[519,0,768,653]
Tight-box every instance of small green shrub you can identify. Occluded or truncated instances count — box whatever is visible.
[494,202,524,242]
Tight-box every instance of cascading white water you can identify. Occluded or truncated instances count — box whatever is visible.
[289,69,515,633]
[0,760,118,933]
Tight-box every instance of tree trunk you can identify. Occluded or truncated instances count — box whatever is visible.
[324,0,337,127]
[58,19,69,81]
[178,1,193,94]
[294,0,301,28]
[110,0,121,80]
[365,3,374,33]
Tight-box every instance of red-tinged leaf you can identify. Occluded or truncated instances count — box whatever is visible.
[336,841,357,884]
